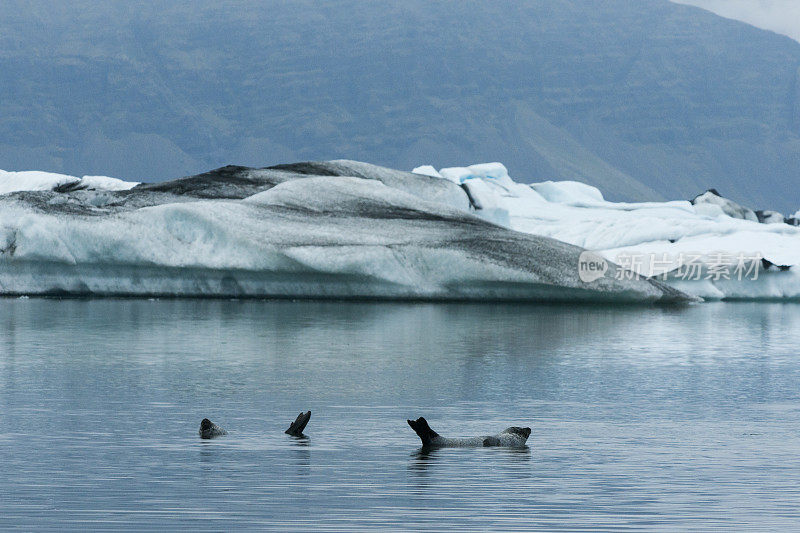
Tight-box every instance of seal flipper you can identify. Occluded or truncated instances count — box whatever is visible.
[285,411,311,436]
[407,417,440,447]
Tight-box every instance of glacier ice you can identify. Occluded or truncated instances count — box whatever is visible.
[411,165,442,179]
[0,162,686,302]
[757,210,785,224]
[0,169,138,194]
[0,170,79,194]
[417,163,800,301]
[6,157,795,302]
[530,180,604,205]
[691,189,758,222]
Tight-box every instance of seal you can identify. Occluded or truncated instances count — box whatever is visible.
[199,418,227,439]
[407,417,530,448]
[285,411,311,437]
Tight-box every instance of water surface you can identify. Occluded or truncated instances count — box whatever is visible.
[1,299,799,530]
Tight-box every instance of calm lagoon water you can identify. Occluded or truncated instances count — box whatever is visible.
[1,299,800,530]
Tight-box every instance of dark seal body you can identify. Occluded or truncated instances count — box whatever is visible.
[407,417,530,448]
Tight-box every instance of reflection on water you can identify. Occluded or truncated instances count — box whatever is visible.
[1,299,800,530]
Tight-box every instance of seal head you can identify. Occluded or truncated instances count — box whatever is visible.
[504,426,531,439]
[199,418,227,439]
[407,417,441,447]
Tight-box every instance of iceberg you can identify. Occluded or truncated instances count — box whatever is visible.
[0,169,138,194]
[756,210,786,225]
[691,189,758,222]
[417,163,800,300]
[0,161,687,302]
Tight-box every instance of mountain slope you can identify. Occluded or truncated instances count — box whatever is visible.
[1,0,799,211]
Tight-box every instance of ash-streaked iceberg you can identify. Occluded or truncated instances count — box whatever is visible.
[418,162,800,300]
[0,161,687,302]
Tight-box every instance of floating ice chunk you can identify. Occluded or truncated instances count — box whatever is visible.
[0,167,688,303]
[0,170,80,194]
[530,180,605,204]
[411,165,442,178]
[0,169,139,194]
[439,163,512,186]
[463,163,513,184]
[756,210,785,224]
[79,175,139,191]
[438,167,472,184]
[422,162,800,300]
[691,189,758,221]
[7,156,798,302]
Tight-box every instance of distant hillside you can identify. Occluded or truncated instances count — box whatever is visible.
[1,0,799,211]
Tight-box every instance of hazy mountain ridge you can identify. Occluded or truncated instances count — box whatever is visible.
[1,0,799,211]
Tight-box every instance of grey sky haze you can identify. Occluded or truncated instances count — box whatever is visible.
[673,0,800,42]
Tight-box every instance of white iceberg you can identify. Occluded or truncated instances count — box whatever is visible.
[410,165,442,179]
[530,180,604,205]
[419,162,800,300]
[691,189,759,222]
[757,210,785,224]
[9,157,795,302]
[77,175,141,191]
[0,169,139,194]
[0,161,686,302]
[437,162,513,186]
